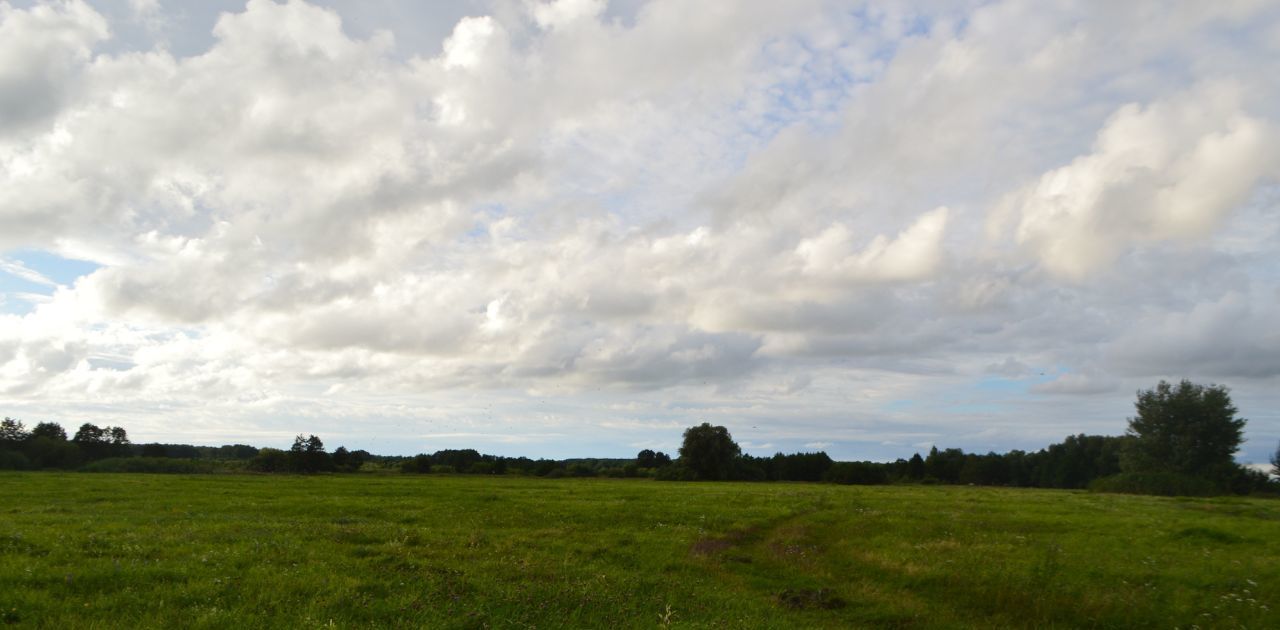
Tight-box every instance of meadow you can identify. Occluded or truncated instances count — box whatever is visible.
[1,473,1276,628]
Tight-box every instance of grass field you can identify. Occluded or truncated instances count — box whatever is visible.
[1,473,1277,628]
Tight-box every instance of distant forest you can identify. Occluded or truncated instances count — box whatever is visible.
[2,420,1275,496]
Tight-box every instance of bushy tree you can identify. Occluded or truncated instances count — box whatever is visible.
[0,418,30,470]
[925,446,966,483]
[1271,441,1279,479]
[770,451,833,481]
[330,446,367,472]
[906,453,925,480]
[73,423,105,444]
[1,418,29,444]
[432,449,483,472]
[248,448,290,472]
[635,449,671,469]
[677,423,741,481]
[636,449,657,468]
[72,423,130,460]
[288,434,333,473]
[30,422,67,441]
[1122,380,1246,482]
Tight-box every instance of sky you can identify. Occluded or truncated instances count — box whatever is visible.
[1,0,1279,462]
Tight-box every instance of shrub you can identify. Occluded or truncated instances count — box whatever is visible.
[25,437,81,469]
[247,448,290,473]
[1222,465,1276,495]
[1088,472,1221,497]
[430,465,456,474]
[80,457,214,474]
[0,449,31,470]
[400,454,433,474]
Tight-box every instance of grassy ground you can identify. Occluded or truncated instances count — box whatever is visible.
[0,473,1276,628]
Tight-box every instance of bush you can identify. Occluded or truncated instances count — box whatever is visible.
[431,465,456,474]
[1089,472,1221,497]
[1222,465,1277,495]
[0,449,31,470]
[247,448,290,473]
[25,437,81,469]
[80,457,214,474]
[400,454,433,474]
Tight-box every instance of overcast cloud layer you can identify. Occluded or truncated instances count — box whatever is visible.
[2,0,1279,461]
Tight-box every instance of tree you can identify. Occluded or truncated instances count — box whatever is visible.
[906,453,925,480]
[71,423,130,460]
[248,448,290,472]
[1,418,29,444]
[677,423,741,481]
[1123,380,1246,481]
[30,422,67,441]
[288,434,333,473]
[109,426,129,446]
[73,423,105,444]
[1271,441,1279,479]
[331,446,366,472]
[636,449,657,468]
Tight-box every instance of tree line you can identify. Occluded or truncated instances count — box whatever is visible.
[1,420,134,469]
[2,380,1278,495]
[662,380,1277,496]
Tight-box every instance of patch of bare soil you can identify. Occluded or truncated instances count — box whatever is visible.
[776,588,847,610]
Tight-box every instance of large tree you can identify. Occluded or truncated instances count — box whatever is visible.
[1271,441,1279,480]
[1123,380,1246,480]
[288,434,333,473]
[677,423,741,480]
[29,422,67,441]
[0,418,28,444]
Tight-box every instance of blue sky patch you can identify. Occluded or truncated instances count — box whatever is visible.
[0,250,103,314]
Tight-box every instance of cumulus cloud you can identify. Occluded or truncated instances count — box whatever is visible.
[0,0,108,136]
[797,207,950,283]
[0,0,1278,460]
[993,83,1280,280]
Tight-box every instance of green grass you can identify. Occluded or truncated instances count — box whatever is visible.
[1,473,1276,628]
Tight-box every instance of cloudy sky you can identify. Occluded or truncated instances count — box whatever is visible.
[2,0,1278,462]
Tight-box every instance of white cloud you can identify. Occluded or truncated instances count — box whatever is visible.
[1031,372,1118,396]
[797,207,950,282]
[531,0,604,30]
[0,0,108,137]
[994,83,1280,280]
[0,0,1278,461]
